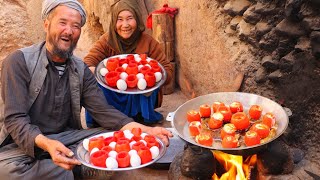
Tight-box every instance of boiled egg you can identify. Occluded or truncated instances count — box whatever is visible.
[140,132,148,139]
[120,72,128,80]
[103,59,108,67]
[150,146,160,159]
[116,79,127,91]
[130,154,142,167]
[145,64,151,68]
[106,157,118,169]
[90,147,99,156]
[108,150,118,159]
[154,72,162,82]
[136,73,144,80]
[128,149,138,156]
[122,63,128,70]
[137,79,147,90]
[138,64,143,71]
[140,140,147,146]
[129,141,137,148]
[109,142,117,149]
[82,138,89,151]
[99,68,108,76]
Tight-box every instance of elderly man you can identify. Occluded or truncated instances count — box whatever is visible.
[0,0,172,179]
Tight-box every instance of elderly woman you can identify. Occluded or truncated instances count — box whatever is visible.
[84,0,173,125]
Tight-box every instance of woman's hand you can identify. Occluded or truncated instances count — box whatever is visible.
[121,122,173,146]
[35,134,81,170]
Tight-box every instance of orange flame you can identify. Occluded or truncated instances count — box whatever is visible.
[212,151,257,180]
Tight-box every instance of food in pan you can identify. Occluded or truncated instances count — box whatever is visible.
[187,101,278,148]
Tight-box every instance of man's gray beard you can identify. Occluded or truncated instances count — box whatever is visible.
[52,46,74,59]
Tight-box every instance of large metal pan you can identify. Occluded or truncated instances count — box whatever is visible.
[169,92,289,155]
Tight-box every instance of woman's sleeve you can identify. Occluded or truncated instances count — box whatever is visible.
[83,33,114,67]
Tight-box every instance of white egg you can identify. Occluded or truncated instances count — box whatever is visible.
[116,79,127,91]
[150,146,160,159]
[137,79,147,90]
[136,73,144,80]
[139,140,147,146]
[108,150,118,159]
[109,142,117,149]
[82,138,89,151]
[123,129,131,135]
[128,149,138,156]
[145,64,151,68]
[135,57,141,63]
[106,157,118,169]
[154,72,162,82]
[130,154,142,167]
[99,68,108,76]
[122,63,128,70]
[129,141,137,148]
[140,133,148,139]
[120,72,128,80]
[138,65,143,71]
[102,132,114,139]
[124,132,134,139]
[90,147,99,156]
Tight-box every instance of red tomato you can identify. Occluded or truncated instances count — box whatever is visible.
[113,131,124,141]
[217,106,232,122]
[131,141,146,151]
[105,71,119,87]
[229,101,243,113]
[220,123,236,139]
[115,140,131,153]
[131,128,142,136]
[244,130,261,146]
[131,135,142,142]
[125,63,139,75]
[199,104,211,118]
[222,135,239,148]
[212,102,225,113]
[146,138,160,148]
[195,133,213,146]
[101,146,112,154]
[262,112,276,128]
[106,58,119,71]
[126,74,138,88]
[119,58,128,66]
[88,136,104,152]
[140,66,151,75]
[151,64,161,73]
[230,112,250,130]
[187,110,201,122]
[116,151,130,168]
[188,121,201,136]
[249,105,263,120]
[140,59,148,65]
[144,72,156,87]
[103,136,116,146]
[115,67,125,73]
[90,150,108,167]
[208,112,223,129]
[144,135,156,142]
[138,146,152,164]
[127,54,134,61]
[148,59,158,67]
[250,123,270,139]
[140,54,147,61]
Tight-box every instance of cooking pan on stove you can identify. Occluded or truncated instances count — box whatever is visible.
[168,92,289,155]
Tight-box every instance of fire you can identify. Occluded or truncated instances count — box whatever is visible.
[212,151,257,180]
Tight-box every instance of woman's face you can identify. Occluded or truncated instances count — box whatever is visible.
[116,10,137,39]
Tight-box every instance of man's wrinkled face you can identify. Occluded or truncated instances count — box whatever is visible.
[116,10,137,39]
[44,5,82,59]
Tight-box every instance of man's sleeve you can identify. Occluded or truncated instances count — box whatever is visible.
[1,51,42,157]
[81,65,133,130]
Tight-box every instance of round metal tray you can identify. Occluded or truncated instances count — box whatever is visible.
[75,132,167,171]
[95,54,167,94]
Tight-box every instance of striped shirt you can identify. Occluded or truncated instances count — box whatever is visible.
[53,62,66,77]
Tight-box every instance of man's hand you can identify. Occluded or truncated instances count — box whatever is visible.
[89,66,96,74]
[35,134,81,170]
[121,122,173,146]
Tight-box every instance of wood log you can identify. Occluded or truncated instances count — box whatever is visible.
[152,14,174,42]
[163,62,176,95]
